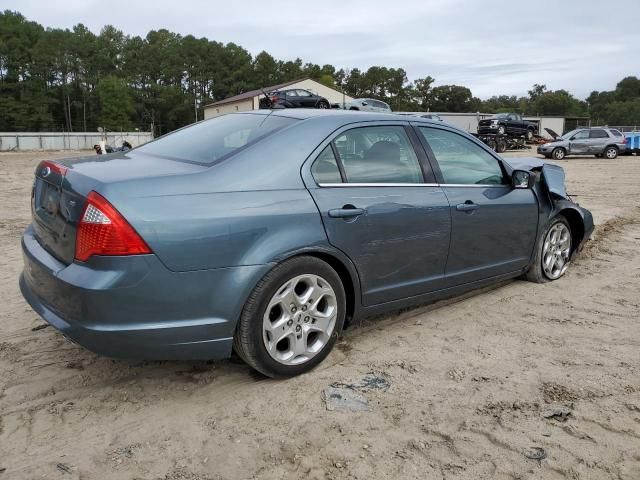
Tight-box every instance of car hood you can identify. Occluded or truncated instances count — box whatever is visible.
[504,157,568,199]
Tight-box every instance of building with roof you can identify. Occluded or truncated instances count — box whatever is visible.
[203,78,353,119]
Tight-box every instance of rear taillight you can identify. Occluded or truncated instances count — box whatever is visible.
[75,191,151,262]
[270,96,279,104]
[37,160,68,176]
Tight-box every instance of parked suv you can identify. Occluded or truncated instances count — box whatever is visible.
[537,128,627,160]
[260,89,330,109]
[478,113,538,140]
[345,98,391,113]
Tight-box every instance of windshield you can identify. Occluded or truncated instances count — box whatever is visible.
[137,113,297,165]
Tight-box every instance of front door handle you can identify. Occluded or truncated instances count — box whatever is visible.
[456,201,479,212]
[329,205,365,218]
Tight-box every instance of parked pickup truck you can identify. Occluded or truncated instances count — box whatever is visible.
[478,113,538,140]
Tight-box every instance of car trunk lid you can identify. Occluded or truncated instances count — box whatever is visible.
[31,151,207,265]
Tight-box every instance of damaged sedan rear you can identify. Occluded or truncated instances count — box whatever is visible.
[19,110,593,378]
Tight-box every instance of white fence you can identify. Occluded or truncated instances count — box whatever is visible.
[0,132,153,152]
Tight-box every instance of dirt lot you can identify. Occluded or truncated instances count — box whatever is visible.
[1,149,639,480]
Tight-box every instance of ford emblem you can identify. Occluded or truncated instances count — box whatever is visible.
[42,166,51,178]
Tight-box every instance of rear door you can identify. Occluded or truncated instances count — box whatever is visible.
[304,123,451,306]
[415,125,538,286]
[588,128,610,153]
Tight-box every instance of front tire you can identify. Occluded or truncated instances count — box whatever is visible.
[551,147,566,160]
[233,256,346,378]
[525,215,572,283]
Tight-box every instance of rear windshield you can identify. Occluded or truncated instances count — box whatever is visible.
[137,113,297,165]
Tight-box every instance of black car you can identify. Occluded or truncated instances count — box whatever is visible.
[478,113,538,140]
[259,89,330,109]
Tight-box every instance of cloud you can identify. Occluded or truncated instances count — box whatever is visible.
[5,0,640,99]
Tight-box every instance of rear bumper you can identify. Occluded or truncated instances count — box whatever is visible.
[20,224,271,360]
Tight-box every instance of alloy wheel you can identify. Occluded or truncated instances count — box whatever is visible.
[262,274,338,365]
[542,222,571,279]
[553,148,565,160]
[605,147,618,159]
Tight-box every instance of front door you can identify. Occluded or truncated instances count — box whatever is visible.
[305,124,451,306]
[416,125,539,286]
[568,129,590,154]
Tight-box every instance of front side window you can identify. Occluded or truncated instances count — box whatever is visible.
[297,90,312,97]
[589,129,609,139]
[285,90,297,97]
[572,130,589,140]
[333,126,423,183]
[136,114,297,165]
[311,145,342,184]
[419,127,506,185]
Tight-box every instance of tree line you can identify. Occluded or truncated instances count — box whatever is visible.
[1,10,639,135]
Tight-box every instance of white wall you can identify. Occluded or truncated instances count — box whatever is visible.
[524,117,565,139]
[203,98,254,120]
[0,132,153,152]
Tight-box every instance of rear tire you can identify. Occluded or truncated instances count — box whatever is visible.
[525,215,572,284]
[233,256,346,378]
[317,101,329,109]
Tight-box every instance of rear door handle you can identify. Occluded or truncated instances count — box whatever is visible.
[328,206,365,218]
[456,201,479,212]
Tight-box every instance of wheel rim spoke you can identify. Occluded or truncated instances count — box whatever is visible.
[542,223,571,279]
[262,273,338,366]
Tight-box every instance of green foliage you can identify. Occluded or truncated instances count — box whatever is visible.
[0,10,636,133]
[588,77,640,126]
[95,76,134,130]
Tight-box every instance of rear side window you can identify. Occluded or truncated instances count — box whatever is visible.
[590,129,609,139]
[136,114,297,165]
[610,129,623,137]
[334,126,423,183]
[311,146,342,184]
[419,127,506,185]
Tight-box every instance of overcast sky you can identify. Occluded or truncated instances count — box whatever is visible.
[6,0,640,99]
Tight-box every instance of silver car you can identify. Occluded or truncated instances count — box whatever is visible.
[537,127,627,160]
[345,98,391,113]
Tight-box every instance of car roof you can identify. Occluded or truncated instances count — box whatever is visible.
[235,109,441,125]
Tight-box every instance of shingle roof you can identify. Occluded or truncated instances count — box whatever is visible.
[204,78,307,108]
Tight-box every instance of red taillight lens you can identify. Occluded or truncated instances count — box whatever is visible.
[37,160,68,176]
[270,96,278,104]
[75,191,151,262]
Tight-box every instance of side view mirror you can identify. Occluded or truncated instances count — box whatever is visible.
[570,136,576,140]
[512,170,533,189]
[362,101,368,106]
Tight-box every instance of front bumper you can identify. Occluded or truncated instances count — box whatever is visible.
[478,125,499,134]
[20,224,271,360]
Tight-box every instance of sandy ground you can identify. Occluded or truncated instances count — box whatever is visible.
[0,149,639,480]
